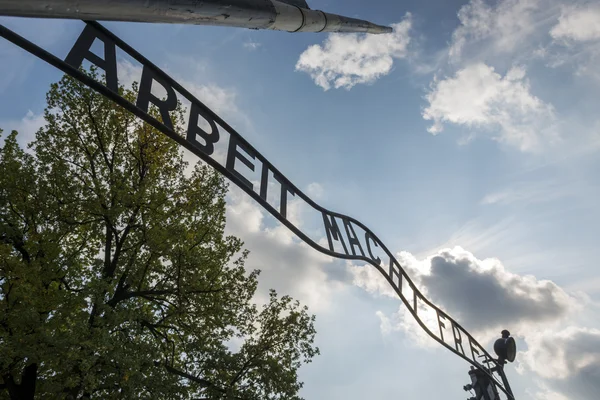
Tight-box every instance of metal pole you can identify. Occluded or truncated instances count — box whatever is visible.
[494,364,515,399]
[0,0,392,34]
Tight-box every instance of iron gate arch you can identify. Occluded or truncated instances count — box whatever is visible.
[0,20,514,399]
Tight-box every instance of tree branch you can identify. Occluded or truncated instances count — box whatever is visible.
[158,362,247,400]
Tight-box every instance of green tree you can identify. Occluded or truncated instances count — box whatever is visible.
[0,73,319,399]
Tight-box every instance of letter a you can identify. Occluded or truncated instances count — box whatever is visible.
[65,25,118,93]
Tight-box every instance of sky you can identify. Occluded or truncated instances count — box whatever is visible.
[1,0,600,399]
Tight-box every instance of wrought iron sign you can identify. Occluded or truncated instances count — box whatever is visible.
[0,21,514,399]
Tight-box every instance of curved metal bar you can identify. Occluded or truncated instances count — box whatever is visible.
[0,21,513,399]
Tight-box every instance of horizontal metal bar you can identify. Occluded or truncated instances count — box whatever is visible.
[0,0,392,34]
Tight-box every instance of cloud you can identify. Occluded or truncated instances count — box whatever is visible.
[349,246,600,399]
[480,180,577,206]
[185,82,241,123]
[544,4,600,82]
[348,264,397,299]
[422,63,557,151]
[243,41,261,51]
[520,327,600,400]
[448,0,548,62]
[306,182,324,199]
[529,383,571,400]
[430,0,600,153]
[418,248,575,334]
[0,110,45,147]
[350,247,577,342]
[445,0,600,84]
[224,187,348,313]
[227,189,264,234]
[550,5,600,42]
[295,14,412,90]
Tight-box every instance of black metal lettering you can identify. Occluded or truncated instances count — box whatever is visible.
[225,135,255,190]
[322,213,349,255]
[452,322,466,356]
[388,259,402,289]
[273,173,295,220]
[412,284,419,314]
[343,219,365,257]
[65,24,118,93]
[136,66,178,130]
[260,162,269,201]
[365,232,381,264]
[186,102,219,155]
[437,311,447,342]
[469,337,481,363]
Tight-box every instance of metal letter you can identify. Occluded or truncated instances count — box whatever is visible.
[64,24,118,93]
[437,311,447,342]
[365,232,381,264]
[226,135,255,190]
[186,102,220,155]
[322,213,349,255]
[469,337,481,363]
[273,173,295,220]
[136,66,178,130]
[343,219,365,257]
[452,322,466,356]
[412,283,419,314]
[260,162,269,201]
[389,259,402,289]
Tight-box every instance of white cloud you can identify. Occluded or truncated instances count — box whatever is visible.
[480,180,577,206]
[373,307,439,349]
[529,383,571,400]
[423,63,557,151]
[116,58,143,91]
[430,0,600,154]
[0,110,45,147]
[448,0,542,61]
[520,327,600,380]
[544,4,600,82]
[224,187,347,313]
[445,0,600,85]
[295,14,412,90]
[226,189,264,234]
[243,41,261,51]
[550,5,600,42]
[348,264,397,299]
[306,182,324,199]
[375,311,393,335]
[520,327,600,399]
[185,82,240,122]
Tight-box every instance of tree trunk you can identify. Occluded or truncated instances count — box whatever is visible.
[3,363,37,400]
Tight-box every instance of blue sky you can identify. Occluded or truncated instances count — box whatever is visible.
[2,0,600,399]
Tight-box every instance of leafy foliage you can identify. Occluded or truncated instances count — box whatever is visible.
[0,72,318,399]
